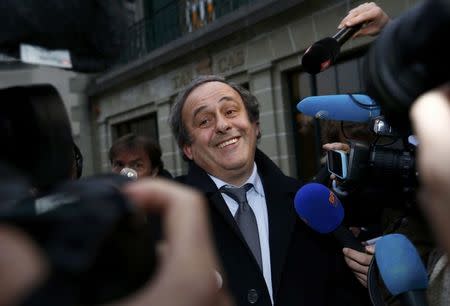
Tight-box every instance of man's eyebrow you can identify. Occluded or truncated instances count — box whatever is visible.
[192,105,208,119]
[192,96,237,118]
[113,158,143,164]
[130,158,143,163]
[218,96,234,103]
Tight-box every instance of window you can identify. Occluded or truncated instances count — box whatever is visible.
[143,0,181,49]
[112,113,159,141]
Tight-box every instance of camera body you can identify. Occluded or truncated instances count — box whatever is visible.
[327,116,417,195]
[0,171,157,306]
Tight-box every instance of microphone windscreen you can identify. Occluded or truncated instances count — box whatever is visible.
[297,94,380,123]
[301,37,340,74]
[375,234,428,296]
[294,183,344,233]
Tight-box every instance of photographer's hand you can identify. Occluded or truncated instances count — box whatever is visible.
[411,83,450,257]
[0,226,48,306]
[322,142,350,153]
[116,179,233,306]
[338,2,390,38]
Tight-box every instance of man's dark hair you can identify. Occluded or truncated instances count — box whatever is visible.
[168,75,260,149]
[109,133,164,173]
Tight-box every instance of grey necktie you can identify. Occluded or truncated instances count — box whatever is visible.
[220,183,262,271]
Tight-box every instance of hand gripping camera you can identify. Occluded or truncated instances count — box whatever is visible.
[0,85,157,306]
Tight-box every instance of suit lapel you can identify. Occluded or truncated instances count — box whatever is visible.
[265,180,297,297]
[256,150,298,299]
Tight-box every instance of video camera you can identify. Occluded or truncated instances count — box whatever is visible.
[297,93,418,202]
[329,117,417,195]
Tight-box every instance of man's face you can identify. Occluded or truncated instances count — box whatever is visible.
[111,148,154,179]
[182,81,259,185]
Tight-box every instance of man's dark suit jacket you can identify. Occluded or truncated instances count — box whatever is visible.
[176,149,369,306]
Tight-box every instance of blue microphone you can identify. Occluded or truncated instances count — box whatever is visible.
[296,94,381,122]
[294,183,364,252]
[375,234,428,306]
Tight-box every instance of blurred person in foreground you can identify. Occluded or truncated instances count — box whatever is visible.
[0,179,232,306]
[411,83,450,306]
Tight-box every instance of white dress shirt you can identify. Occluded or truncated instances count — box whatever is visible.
[209,163,273,304]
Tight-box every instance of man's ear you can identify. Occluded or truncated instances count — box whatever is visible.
[183,145,193,160]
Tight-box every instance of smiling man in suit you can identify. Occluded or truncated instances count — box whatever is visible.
[168,75,368,306]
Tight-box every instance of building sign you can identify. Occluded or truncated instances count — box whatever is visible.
[216,49,245,74]
[172,69,194,90]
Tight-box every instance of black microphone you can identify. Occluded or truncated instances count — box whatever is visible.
[301,25,363,74]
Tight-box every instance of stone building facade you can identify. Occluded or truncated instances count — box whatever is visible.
[1,0,420,180]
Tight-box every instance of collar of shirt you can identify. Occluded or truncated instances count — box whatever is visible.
[208,162,265,197]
